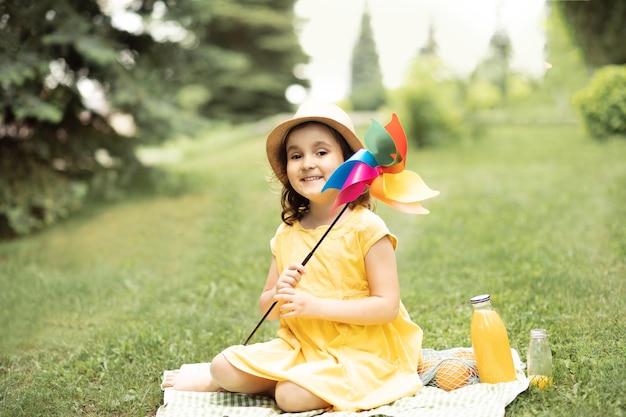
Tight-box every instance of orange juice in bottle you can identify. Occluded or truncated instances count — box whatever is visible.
[470,294,516,383]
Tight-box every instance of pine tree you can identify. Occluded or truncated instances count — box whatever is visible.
[483,29,512,99]
[419,23,437,57]
[0,0,306,237]
[349,6,386,111]
[557,0,625,70]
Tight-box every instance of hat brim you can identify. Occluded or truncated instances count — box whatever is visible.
[266,116,364,185]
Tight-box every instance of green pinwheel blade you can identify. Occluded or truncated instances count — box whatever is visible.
[364,119,401,167]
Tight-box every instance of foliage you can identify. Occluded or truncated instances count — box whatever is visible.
[480,4,589,125]
[186,0,308,121]
[349,8,386,111]
[572,65,626,141]
[388,56,464,147]
[0,145,87,237]
[465,78,502,111]
[0,122,624,416]
[473,29,512,100]
[540,4,590,110]
[557,0,626,70]
[0,0,305,238]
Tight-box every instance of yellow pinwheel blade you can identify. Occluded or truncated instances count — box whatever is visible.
[374,171,440,203]
[375,196,431,214]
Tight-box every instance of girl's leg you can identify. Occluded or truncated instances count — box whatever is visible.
[210,353,277,396]
[161,368,220,392]
[161,353,276,395]
[274,381,331,412]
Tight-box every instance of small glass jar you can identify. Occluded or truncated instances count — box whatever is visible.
[526,329,553,389]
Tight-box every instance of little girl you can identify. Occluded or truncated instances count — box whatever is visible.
[162,101,424,412]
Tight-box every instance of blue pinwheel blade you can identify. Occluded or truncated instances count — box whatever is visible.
[323,149,378,192]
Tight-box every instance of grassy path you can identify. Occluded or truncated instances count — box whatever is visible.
[0,123,624,416]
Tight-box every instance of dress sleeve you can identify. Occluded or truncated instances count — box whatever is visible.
[270,236,276,256]
[269,222,286,257]
[359,209,398,255]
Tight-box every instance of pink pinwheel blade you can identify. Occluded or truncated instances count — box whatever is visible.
[331,182,368,214]
[342,162,378,191]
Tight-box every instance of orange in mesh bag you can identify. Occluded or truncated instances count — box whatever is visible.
[417,348,480,391]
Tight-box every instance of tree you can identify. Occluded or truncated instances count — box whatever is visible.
[486,29,511,99]
[183,0,309,121]
[349,6,386,111]
[390,53,463,148]
[0,0,306,238]
[419,23,437,57]
[470,28,511,110]
[540,3,590,121]
[557,0,626,71]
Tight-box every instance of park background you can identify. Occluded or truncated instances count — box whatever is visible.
[0,0,624,416]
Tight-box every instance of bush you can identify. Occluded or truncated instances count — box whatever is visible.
[0,146,87,237]
[572,65,626,140]
[465,79,502,110]
[388,57,470,148]
[0,122,153,239]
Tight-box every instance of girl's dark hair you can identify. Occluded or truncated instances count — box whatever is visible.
[279,122,372,225]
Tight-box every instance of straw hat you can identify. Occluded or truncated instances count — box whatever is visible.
[266,101,364,185]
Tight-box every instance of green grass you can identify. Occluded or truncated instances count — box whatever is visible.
[1,122,624,416]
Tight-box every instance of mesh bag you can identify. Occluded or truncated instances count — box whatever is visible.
[418,348,480,391]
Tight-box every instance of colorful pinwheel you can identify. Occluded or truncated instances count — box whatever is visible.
[323,113,440,214]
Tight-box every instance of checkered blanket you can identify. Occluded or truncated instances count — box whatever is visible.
[158,349,529,417]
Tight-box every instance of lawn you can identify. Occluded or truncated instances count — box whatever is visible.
[0,120,624,416]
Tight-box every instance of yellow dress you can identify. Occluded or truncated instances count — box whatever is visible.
[223,206,423,411]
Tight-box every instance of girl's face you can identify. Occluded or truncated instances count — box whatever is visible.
[285,123,345,202]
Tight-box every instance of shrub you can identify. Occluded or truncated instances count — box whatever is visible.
[465,79,502,110]
[389,58,464,148]
[572,65,626,140]
[0,146,88,237]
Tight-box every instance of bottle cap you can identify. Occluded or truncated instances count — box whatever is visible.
[530,329,548,338]
[470,294,490,304]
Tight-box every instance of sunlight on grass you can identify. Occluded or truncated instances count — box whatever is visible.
[1,122,624,416]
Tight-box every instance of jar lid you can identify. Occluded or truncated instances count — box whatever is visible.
[470,294,490,304]
[530,329,548,338]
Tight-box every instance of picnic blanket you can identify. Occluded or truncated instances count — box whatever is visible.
[158,348,529,417]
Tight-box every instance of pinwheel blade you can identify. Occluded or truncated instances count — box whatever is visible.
[371,171,440,205]
[323,160,362,191]
[331,182,368,214]
[364,119,401,167]
[382,113,408,174]
[323,149,378,192]
[374,197,431,215]
[385,113,407,159]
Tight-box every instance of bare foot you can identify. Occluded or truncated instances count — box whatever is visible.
[161,369,223,392]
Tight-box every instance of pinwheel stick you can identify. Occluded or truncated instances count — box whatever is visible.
[243,203,350,346]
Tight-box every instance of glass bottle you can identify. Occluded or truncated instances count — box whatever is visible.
[527,329,553,389]
[470,294,517,383]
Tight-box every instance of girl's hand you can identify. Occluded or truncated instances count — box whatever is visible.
[275,288,319,318]
[274,263,305,295]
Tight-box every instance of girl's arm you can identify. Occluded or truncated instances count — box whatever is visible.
[276,236,401,325]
